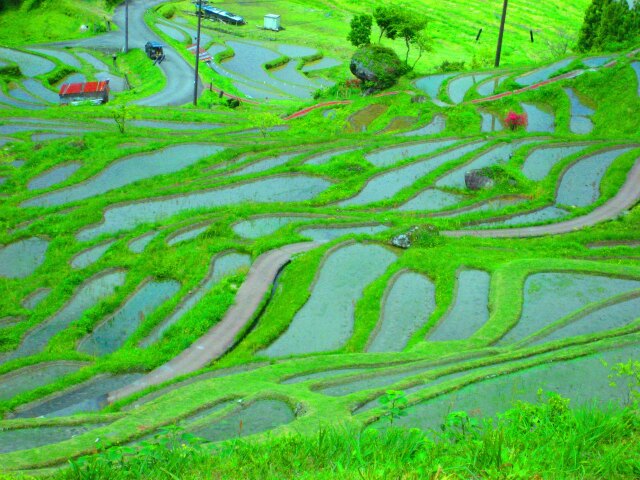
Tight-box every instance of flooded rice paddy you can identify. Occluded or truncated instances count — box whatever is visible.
[262,243,397,356]
[367,271,436,352]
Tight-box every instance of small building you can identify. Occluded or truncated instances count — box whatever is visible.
[264,14,281,31]
[201,5,245,25]
[59,80,110,105]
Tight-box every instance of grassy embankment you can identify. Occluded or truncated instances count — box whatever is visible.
[0,0,114,46]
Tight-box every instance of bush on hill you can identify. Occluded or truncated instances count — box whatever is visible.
[350,44,408,92]
[578,0,640,51]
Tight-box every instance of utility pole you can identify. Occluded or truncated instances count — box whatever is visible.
[124,0,129,53]
[494,0,508,67]
[193,0,203,106]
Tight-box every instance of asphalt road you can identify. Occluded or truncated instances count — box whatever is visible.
[54,0,201,106]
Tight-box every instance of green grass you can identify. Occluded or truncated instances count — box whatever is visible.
[109,49,167,104]
[0,0,113,46]
[165,0,591,72]
[47,397,640,479]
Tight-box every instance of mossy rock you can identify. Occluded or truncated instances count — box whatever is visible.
[350,44,406,92]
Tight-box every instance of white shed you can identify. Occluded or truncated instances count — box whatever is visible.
[264,14,281,31]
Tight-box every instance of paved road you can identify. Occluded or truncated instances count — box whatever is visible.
[54,0,201,106]
[107,241,321,404]
[444,155,640,238]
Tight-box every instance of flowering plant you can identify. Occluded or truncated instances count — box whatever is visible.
[504,111,528,131]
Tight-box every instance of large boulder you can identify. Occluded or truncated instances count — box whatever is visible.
[391,225,440,249]
[350,44,406,92]
[465,169,495,190]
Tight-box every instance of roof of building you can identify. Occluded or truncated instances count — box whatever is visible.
[59,80,110,96]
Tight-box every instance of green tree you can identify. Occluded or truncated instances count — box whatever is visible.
[410,30,431,69]
[395,11,428,64]
[248,112,283,138]
[578,0,607,51]
[111,103,131,134]
[596,0,630,47]
[578,0,639,52]
[0,0,21,12]
[347,14,372,47]
[373,6,399,42]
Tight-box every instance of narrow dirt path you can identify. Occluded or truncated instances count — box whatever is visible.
[470,70,585,104]
[284,92,409,120]
[443,155,640,238]
[107,241,321,403]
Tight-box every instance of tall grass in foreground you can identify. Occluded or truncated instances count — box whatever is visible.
[53,394,640,480]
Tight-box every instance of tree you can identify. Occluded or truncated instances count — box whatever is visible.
[410,30,431,69]
[546,28,577,57]
[578,0,606,52]
[395,11,428,64]
[347,14,372,47]
[111,103,130,134]
[248,112,282,139]
[578,0,639,52]
[373,6,399,43]
[596,0,631,47]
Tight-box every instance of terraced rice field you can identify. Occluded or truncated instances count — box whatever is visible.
[1,25,640,475]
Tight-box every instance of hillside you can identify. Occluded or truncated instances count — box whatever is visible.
[0,0,113,46]
[0,0,640,478]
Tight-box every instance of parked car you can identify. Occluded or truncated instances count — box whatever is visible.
[145,41,165,61]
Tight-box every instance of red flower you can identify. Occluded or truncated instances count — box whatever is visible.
[504,111,528,131]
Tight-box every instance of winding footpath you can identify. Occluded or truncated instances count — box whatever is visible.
[284,91,410,120]
[107,241,321,403]
[444,155,640,238]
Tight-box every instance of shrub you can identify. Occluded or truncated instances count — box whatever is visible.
[344,78,362,88]
[46,66,78,86]
[437,60,465,72]
[0,65,22,77]
[160,5,176,19]
[264,55,290,70]
[504,111,528,131]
